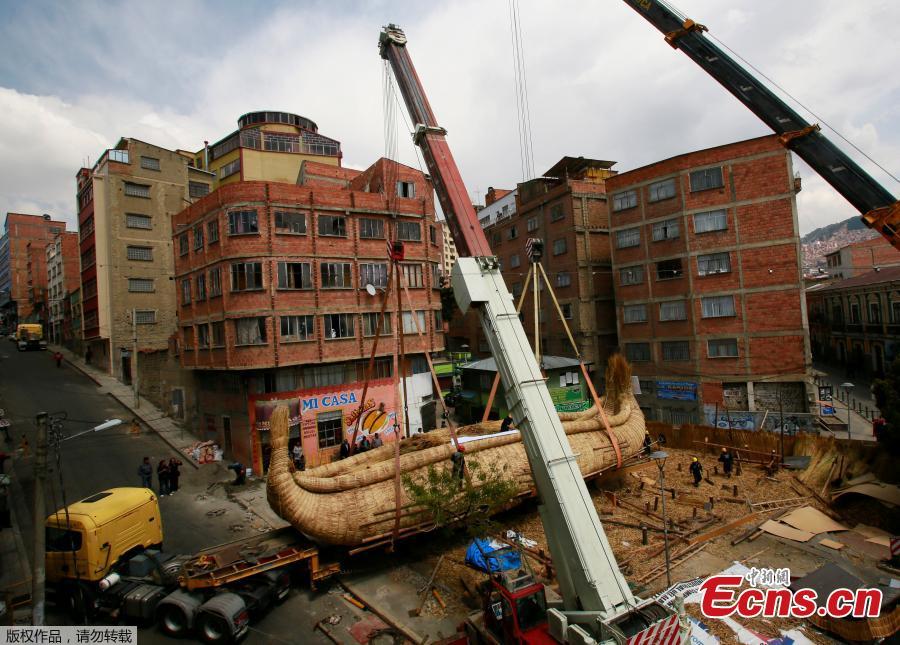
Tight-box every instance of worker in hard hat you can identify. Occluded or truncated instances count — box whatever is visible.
[451,444,467,488]
[718,447,734,478]
[689,457,703,487]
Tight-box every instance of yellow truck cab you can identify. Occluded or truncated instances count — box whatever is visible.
[16,323,46,351]
[46,487,162,584]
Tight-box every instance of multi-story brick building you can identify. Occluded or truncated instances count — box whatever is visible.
[45,232,80,343]
[450,157,619,382]
[806,266,900,377]
[440,221,458,278]
[608,135,812,423]
[0,213,68,328]
[173,153,445,473]
[823,236,899,280]
[76,138,194,380]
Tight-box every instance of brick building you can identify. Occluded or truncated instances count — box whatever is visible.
[449,157,619,382]
[823,236,899,280]
[45,232,80,343]
[173,156,445,473]
[806,266,900,377]
[0,212,68,328]
[608,135,812,423]
[76,138,194,380]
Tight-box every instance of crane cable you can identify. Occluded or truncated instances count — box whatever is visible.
[659,0,899,185]
[508,0,537,183]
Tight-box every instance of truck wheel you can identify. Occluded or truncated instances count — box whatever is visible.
[159,604,190,638]
[197,612,233,645]
[67,583,97,621]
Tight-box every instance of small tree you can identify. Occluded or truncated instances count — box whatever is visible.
[403,459,517,539]
[872,355,900,455]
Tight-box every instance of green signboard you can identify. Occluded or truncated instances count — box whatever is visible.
[550,386,588,413]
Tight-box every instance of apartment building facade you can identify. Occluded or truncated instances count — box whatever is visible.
[608,136,811,423]
[823,236,899,280]
[76,138,192,380]
[440,221,458,279]
[45,232,80,343]
[173,156,445,473]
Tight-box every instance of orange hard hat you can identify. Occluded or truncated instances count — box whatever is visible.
[457,444,466,452]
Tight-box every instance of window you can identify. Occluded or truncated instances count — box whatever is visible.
[228,210,258,235]
[402,310,427,334]
[361,313,392,337]
[178,233,189,256]
[648,178,676,202]
[616,228,640,248]
[510,254,521,269]
[135,310,156,324]
[219,159,240,178]
[193,225,204,250]
[652,218,680,241]
[207,219,219,243]
[430,225,438,245]
[491,231,501,246]
[128,278,154,292]
[323,313,354,339]
[234,317,267,345]
[359,218,384,239]
[274,210,307,234]
[397,221,421,241]
[625,342,651,362]
[189,181,209,198]
[46,527,83,553]
[81,247,95,268]
[561,303,573,320]
[708,338,738,358]
[126,214,152,229]
[623,304,647,323]
[656,259,683,280]
[231,262,263,291]
[211,322,225,347]
[527,216,539,232]
[108,149,129,164]
[620,266,644,285]
[434,309,443,329]
[659,300,687,321]
[320,262,352,288]
[690,167,724,192]
[401,263,424,288]
[662,341,690,361]
[697,252,731,275]
[181,279,191,305]
[317,410,343,449]
[892,301,900,323]
[318,214,346,237]
[508,226,518,240]
[197,324,210,349]
[277,262,312,289]
[701,295,736,318]
[552,238,567,256]
[869,302,881,324]
[280,315,315,342]
[431,263,442,289]
[196,274,206,300]
[693,209,728,233]
[79,216,94,241]
[550,204,565,221]
[127,246,152,261]
[360,263,388,289]
[123,182,150,198]
[612,190,637,212]
[396,180,416,198]
[209,268,222,297]
[850,302,860,323]
[511,282,522,298]
[140,156,160,171]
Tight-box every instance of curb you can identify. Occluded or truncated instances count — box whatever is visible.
[2,464,33,594]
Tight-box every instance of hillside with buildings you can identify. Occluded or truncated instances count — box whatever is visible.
[801,215,880,273]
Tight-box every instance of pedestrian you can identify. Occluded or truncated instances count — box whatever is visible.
[168,457,182,493]
[451,444,466,488]
[500,415,515,433]
[138,457,152,489]
[765,450,780,477]
[643,432,653,456]
[371,433,383,448]
[339,439,350,459]
[718,447,734,478]
[53,351,63,368]
[657,433,667,447]
[157,459,170,496]
[292,442,302,469]
[689,457,703,487]
[227,462,246,485]
[129,418,141,435]
[85,347,93,366]
[358,436,371,453]
[873,416,886,439]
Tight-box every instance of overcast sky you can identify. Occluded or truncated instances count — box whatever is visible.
[1,0,898,235]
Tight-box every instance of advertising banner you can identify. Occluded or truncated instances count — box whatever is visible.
[656,380,698,401]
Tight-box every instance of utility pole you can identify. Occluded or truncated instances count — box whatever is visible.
[778,388,785,465]
[132,308,139,408]
[32,412,48,625]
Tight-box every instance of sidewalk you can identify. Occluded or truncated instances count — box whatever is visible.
[51,345,202,469]
[812,362,879,442]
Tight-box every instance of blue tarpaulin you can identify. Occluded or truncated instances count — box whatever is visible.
[465,539,522,572]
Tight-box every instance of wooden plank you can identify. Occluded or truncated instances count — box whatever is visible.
[340,578,426,645]
[687,513,760,547]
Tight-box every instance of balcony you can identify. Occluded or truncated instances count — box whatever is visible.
[239,129,340,157]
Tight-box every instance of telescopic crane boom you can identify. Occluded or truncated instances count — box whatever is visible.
[623,0,900,251]
[379,24,682,644]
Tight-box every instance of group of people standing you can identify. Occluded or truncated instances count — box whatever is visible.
[338,432,383,458]
[138,456,182,496]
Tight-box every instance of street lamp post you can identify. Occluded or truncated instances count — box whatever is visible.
[650,450,672,587]
[840,382,854,441]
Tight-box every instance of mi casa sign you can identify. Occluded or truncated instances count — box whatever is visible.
[301,392,359,412]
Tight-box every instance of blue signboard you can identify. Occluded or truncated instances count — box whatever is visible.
[656,381,697,401]
[822,406,836,416]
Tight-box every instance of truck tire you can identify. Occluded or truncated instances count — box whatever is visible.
[197,612,233,645]
[159,604,190,638]
[66,582,97,621]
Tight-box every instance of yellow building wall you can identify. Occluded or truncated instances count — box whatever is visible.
[241,149,339,184]
[208,149,241,188]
